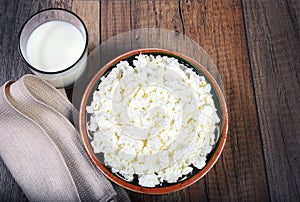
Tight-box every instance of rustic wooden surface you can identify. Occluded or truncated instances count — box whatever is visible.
[0,0,299,201]
[242,0,300,201]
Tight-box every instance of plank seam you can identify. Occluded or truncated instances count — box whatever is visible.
[178,0,186,35]
[204,176,210,201]
[240,0,271,200]
[99,0,102,43]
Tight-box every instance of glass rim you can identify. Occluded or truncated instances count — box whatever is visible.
[18,8,88,75]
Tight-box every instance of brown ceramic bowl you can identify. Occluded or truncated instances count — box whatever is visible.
[79,48,228,194]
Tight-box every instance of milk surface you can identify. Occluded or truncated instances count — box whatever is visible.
[26,20,85,72]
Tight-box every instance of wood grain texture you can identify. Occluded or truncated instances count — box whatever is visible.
[0,0,53,87]
[51,0,72,9]
[0,0,72,200]
[72,1,100,52]
[179,0,269,201]
[131,0,183,32]
[0,0,52,200]
[100,0,132,42]
[242,0,300,200]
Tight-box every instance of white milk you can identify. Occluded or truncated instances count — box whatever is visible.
[25,20,87,87]
[26,20,85,72]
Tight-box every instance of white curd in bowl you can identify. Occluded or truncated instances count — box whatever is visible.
[86,54,220,187]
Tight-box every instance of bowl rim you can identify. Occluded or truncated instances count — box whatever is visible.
[79,48,228,194]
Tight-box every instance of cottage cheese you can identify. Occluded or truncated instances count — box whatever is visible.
[87,54,220,187]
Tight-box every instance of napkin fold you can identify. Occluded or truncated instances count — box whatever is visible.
[0,75,130,202]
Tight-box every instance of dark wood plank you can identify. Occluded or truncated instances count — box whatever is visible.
[71,1,100,53]
[242,0,300,201]
[100,0,132,42]
[180,0,270,201]
[0,0,73,200]
[0,1,52,200]
[0,0,44,87]
[51,0,72,9]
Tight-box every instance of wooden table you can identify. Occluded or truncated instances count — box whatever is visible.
[1,0,299,201]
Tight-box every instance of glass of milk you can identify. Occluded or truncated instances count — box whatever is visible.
[19,8,88,88]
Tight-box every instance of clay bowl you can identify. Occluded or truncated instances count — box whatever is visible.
[79,48,228,194]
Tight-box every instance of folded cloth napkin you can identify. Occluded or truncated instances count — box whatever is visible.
[0,75,130,202]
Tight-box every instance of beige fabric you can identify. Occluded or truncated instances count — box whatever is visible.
[0,75,130,202]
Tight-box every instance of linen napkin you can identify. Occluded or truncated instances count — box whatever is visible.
[0,75,130,202]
